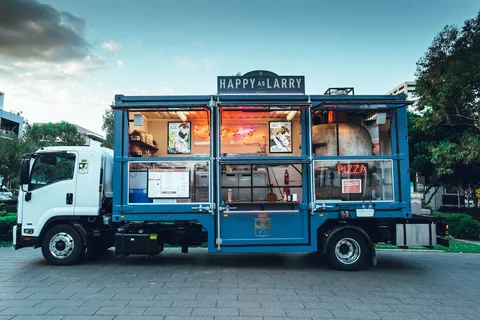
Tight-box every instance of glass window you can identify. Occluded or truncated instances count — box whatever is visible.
[29,153,76,191]
[220,164,303,203]
[128,161,210,204]
[128,110,211,157]
[312,110,392,156]
[314,160,394,202]
[220,108,302,156]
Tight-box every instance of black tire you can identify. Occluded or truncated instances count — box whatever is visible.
[41,224,85,265]
[325,229,370,271]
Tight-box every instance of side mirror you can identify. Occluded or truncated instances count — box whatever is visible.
[19,159,31,185]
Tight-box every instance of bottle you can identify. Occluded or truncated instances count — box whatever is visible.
[227,189,232,202]
[282,190,287,201]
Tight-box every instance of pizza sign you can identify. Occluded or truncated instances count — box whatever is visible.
[337,163,368,175]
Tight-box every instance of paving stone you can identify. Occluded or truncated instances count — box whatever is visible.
[0,307,54,315]
[388,304,435,312]
[331,310,381,319]
[195,293,238,301]
[7,317,64,320]
[46,307,101,316]
[163,317,212,320]
[375,312,429,320]
[0,293,33,300]
[154,293,197,301]
[285,308,334,318]
[345,302,394,311]
[214,317,262,320]
[35,299,87,307]
[303,302,350,310]
[114,317,165,320]
[238,294,279,301]
[127,300,173,307]
[279,294,321,302]
[62,317,115,320]
[239,308,287,317]
[216,301,260,308]
[94,307,146,315]
[172,300,217,308]
[143,307,193,316]
[191,307,239,316]
[0,300,42,307]
[80,299,130,307]
[260,301,305,309]
[420,313,471,320]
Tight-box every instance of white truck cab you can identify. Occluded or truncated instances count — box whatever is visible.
[14,146,114,264]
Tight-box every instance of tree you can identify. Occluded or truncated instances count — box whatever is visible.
[22,121,86,153]
[413,10,480,207]
[101,108,114,149]
[0,122,86,189]
[0,134,23,188]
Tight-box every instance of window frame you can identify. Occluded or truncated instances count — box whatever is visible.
[28,152,77,192]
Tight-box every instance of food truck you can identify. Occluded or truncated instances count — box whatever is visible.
[13,70,448,271]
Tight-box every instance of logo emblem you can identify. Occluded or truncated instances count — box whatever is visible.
[255,212,271,237]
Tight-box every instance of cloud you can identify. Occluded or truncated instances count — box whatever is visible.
[102,41,120,52]
[116,60,124,68]
[174,56,191,67]
[0,0,92,62]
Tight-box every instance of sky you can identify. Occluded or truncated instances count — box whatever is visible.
[0,0,479,136]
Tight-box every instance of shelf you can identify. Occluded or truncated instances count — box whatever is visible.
[130,138,158,152]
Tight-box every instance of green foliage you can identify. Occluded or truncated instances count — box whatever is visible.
[433,211,480,240]
[22,121,86,153]
[411,10,480,193]
[0,214,16,241]
[0,122,86,189]
[101,108,114,149]
[0,133,23,188]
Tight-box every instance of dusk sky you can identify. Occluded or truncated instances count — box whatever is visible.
[0,0,479,135]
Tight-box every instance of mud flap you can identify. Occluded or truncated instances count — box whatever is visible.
[371,246,377,267]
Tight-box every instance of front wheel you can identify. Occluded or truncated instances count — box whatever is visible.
[41,224,85,265]
[325,229,370,271]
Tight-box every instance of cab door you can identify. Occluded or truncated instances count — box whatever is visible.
[21,152,78,237]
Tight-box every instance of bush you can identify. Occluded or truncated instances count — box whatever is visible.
[0,200,18,214]
[433,211,480,240]
[0,214,17,241]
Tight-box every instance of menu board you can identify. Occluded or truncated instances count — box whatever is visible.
[147,168,190,199]
[342,179,362,194]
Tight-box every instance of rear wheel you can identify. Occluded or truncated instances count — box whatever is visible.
[41,224,85,265]
[325,229,370,271]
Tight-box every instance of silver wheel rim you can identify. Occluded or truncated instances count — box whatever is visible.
[334,237,361,265]
[49,232,75,259]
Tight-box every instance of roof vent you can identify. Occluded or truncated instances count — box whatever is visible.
[324,87,354,95]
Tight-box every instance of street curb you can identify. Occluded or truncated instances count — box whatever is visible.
[376,249,445,253]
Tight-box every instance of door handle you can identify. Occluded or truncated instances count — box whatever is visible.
[66,193,73,205]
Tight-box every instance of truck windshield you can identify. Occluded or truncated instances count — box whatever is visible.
[29,153,76,191]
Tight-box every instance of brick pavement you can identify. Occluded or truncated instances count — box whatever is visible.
[0,247,479,320]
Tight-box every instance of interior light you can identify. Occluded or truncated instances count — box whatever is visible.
[286,111,297,121]
[177,111,187,122]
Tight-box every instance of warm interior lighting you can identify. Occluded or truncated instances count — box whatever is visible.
[177,111,187,121]
[286,111,297,121]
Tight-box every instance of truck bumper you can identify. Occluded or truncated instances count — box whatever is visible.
[13,224,37,250]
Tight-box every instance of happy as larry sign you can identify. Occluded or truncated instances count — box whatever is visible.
[217,70,305,95]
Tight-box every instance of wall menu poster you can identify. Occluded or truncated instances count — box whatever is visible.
[269,121,292,153]
[147,168,190,198]
[342,179,362,194]
[168,122,191,154]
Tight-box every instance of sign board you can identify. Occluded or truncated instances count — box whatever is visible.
[342,179,362,194]
[147,168,190,199]
[217,70,305,95]
[476,189,480,198]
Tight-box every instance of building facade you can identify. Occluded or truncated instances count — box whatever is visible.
[0,91,24,139]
